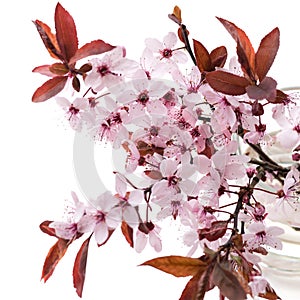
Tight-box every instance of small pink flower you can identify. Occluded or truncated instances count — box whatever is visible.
[50,191,86,240]
[56,97,89,131]
[78,192,122,245]
[145,32,187,73]
[85,46,139,92]
[243,222,284,250]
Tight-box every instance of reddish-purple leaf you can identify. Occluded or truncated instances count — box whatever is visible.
[140,255,208,277]
[193,39,213,72]
[40,220,57,237]
[69,40,115,64]
[246,77,277,101]
[49,62,69,75]
[55,3,78,62]
[210,46,227,68]
[198,220,228,242]
[217,17,256,81]
[121,221,134,248]
[212,262,247,300]
[33,20,61,60]
[41,238,69,282]
[73,235,92,298]
[32,65,56,77]
[206,70,249,95]
[255,27,280,82]
[179,271,203,300]
[32,76,67,102]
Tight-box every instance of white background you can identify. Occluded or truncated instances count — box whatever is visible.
[1,0,300,299]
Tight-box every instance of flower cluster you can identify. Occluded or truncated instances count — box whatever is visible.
[33,3,300,300]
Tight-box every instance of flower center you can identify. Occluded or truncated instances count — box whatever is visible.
[97,64,110,76]
[68,105,79,120]
[161,48,172,58]
[138,91,149,104]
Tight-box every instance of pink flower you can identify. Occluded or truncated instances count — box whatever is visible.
[56,97,89,131]
[85,46,139,92]
[50,191,86,240]
[172,66,203,106]
[145,32,187,73]
[202,86,239,133]
[152,156,197,197]
[243,222,284,251]
[78,192,122,245]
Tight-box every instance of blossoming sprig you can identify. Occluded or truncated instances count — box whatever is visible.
[32,3,300,300]
[32,3,115,102]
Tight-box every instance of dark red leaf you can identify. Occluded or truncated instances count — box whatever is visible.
[121,221,134,248]
[73,235,92,298]
[217,17,256,81]
[40,220,57,237]
[32,65,56,77]
[140,255,208,278]
[210,46,227,68]
[32,76,67,102]
[55,3,78,62]
[206,70,249,95]
[246,77,277,101]
[72,76,80,92]
[179,271,203,300]
[49,62,69,75]
[212,262,247,300]
[255,28,280,82]
[33,20,61,60]
[193,39,213,72]
[41,238,69,282]
[198,220,228,242]
[69,40,115,64]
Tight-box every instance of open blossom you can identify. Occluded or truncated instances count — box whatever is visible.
[152,155,197,197]
[85,46,139,92]
[56,97,89,131]
[50,191,86,240]
[243,222,284,251]
[78,192,122,245]
[145,32,188,74]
